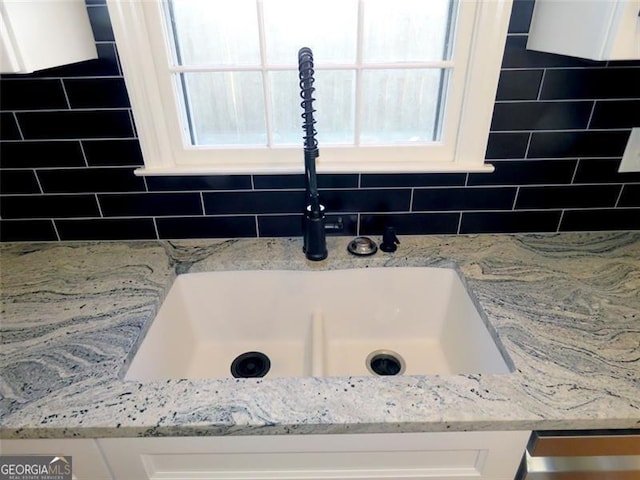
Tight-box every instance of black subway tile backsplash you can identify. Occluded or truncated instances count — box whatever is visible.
[618,185,640,207]
[86,5,115,41]
[56,218,157,240]
[17,111,134,140]
[360,173,466,188]
[320,189,411,213]
[0,141,85,168]
[1,1,638,241]
[460,210,562,234]
[495,70,543,101]
[38,167,145,193]
[515,185,622,209]
[1,113,21,140]
[491,101,593,131]
[540,68,640,100]
[0,170,40,194]
[1,194,100,219]
[82,139,143,166]
[146,175,252,191]
[253,174,358,190]
[573,158,640,184]
[98,192,203,217]
[257,215,303,237]
[252,175,305,190]
[413,187,517,211]
[360,213,460,235]
[0,220,58,242]
[507,0,535,34]
[485,132,530,159]
[528,131,631,158]
[560,209,640,231]
[204,191,305,215]
[469,159,577,186]
[0,79,68,110]
[156,216,256,239]
[589,100,640,129]
[64,78,130,109]
[257,214,357,238]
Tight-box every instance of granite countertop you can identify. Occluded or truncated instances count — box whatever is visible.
[1,233,639,439]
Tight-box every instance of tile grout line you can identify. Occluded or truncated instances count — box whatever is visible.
[494,98,640,104]
[11,112,25,140]
[556,210,565,233]
[1,206,638,224]
[0,137,137,143]
[2,182,639,198]
[33,169,44,195]
[199,192,206,215]
[489,127,632,134]
[95,193,104,218]
[586,100,597,130]
[614,185,625,208]
[2,107,134,113]
[570,159,580,184]
[51,219,62,241]
[536,68,546,101]
[59,79,72,110]
[152,217,160,240]
[523,132,533,159]
[78,140,90,167]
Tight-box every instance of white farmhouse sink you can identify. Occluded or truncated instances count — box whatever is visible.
[125,268,510,380]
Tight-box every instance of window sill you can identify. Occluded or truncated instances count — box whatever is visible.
[134,161,494,176]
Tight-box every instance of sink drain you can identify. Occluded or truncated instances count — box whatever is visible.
[366,350,406,376]
[230,351,271,378]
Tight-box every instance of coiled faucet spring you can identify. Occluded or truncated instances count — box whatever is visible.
[298,47,319,155]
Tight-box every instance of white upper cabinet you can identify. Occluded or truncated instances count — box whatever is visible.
[527,0,640,61]
[0,0,97,73]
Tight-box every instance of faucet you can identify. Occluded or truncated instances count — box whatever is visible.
[298,47,327,261]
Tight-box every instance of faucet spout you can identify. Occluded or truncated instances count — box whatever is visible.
[299,47,327,261]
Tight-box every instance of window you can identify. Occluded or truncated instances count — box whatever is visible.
[107,0,513,175]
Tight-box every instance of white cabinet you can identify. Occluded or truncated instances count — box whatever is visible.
[0,438,112,480]
[0,0,97,73]
[98,431,530,480]
[527,0,640,60]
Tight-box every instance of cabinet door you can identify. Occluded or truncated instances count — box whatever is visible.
[0,0,97,73]
[99,431,530,480]
[0,438,112,480]
[527,0,640,60]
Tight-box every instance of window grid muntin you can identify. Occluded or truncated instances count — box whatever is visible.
[163,0,458,149]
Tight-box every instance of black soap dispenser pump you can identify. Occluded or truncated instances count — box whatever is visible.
[380,226,400,252]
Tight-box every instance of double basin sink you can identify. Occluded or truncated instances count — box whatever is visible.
[125,267,510,380]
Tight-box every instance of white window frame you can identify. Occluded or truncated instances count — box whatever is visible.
[106,0,513,176]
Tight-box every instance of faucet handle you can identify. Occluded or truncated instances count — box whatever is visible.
[325,216,344,233]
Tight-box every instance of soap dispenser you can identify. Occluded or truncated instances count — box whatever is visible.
[380,226,400,253]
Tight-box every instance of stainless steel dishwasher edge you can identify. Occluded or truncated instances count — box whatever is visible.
[516,430,640,479]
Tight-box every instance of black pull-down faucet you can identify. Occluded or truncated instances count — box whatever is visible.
[298,47,327,261]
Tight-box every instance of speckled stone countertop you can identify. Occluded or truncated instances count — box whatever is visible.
[1,233,639,439]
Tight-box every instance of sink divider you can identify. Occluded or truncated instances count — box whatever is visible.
[310,309,325,377]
